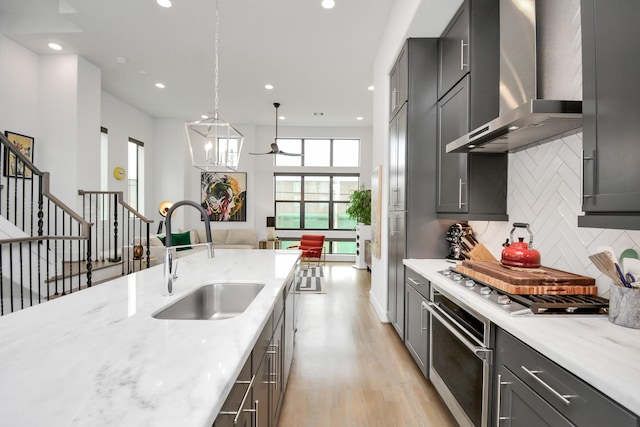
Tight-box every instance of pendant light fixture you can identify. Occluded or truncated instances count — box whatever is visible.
[185,0,243,171]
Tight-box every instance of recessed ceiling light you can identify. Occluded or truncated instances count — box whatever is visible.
[155,82,166,89]
[367,85,374,91]
[157,0,172,8]
[116,56,129,65]
[322,0,335,9]
[138,70,148,74]
[279,116,286,120]
[48,42,62,51]
[201,115,209,119]
[265,84,274,90]
[356,117,363,121]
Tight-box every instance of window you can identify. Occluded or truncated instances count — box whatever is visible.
[274,138,360,167]
[274,174,359,230]
[128,137,144,211]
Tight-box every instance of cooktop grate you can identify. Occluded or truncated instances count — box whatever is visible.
[509,294,609,314]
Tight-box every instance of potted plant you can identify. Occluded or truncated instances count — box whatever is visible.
[346,186,371,226]
[347,186,372,270]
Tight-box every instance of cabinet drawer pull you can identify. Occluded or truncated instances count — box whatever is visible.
[218,375,256,425]
[460,40,468,70]
[495,373,512,426]
[420,301,428,333]
[407,277,424,286]
[582,150,596,200]
[521,366,575,405]
[458,179,466,209]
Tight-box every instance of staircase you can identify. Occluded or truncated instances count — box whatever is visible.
[0,132,153,316]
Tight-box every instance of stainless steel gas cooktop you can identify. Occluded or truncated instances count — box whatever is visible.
[438,269,609,315]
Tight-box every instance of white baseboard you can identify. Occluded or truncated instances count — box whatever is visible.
[369,290,390,323]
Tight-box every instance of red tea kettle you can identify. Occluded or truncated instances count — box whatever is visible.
[501,223,541,268]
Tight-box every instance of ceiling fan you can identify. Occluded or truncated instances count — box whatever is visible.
[249,103,303,156]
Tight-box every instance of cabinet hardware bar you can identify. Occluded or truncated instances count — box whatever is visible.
[496,374,512,426]
[521,366,574,405]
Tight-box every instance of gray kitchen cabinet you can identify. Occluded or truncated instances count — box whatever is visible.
[387,210,405,338]
[496,366,573,427]
[436,75,508,218]
[438,1,469,98]
[437,75,469,214]
[214,276,296,427]
[404,268,430,377]
[435,0,507,221]
[389,103,407,212]
[389,46,408,119]
[387,38,452,340]
[579,0,640,230]
[494,328,638,427]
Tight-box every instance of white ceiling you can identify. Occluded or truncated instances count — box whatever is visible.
[0,0,459,127]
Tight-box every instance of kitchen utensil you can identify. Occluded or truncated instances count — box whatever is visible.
[589,252,625,287]
[620,248,639,268]
[597,245,618,264]
[623,258,640,277]
[615,263,633,288]
[501,223,541,268]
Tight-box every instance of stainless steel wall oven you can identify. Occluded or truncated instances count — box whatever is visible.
[425,283,494,427]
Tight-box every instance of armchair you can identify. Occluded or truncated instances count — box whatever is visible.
[288,234,325,266]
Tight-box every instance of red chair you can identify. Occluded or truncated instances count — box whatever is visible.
[288,234,325,266]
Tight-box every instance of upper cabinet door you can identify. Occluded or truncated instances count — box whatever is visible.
[437,75,469,213]
[438,2,470,99]
[389,46,408,119]
[581,0,640,215]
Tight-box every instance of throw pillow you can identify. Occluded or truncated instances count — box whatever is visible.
[158,231,192,251]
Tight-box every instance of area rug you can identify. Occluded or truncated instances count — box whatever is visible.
[295,266,326,293]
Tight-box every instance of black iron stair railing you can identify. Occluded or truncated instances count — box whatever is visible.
[77,190,153,276]
[0,132,92,316]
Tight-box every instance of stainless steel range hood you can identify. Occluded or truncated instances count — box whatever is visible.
[446,0,583,154]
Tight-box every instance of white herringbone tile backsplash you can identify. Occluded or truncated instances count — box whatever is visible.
[470,132,640,295]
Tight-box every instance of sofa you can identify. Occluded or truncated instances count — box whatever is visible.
[129,228,258,267]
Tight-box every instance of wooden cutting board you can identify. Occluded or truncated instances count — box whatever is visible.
[455,260,597,295]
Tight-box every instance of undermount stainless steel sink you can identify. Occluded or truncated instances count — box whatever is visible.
[152,282,265,320]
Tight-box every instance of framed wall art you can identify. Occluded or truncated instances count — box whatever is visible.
[3,131,34,179]
[201,172,247,221]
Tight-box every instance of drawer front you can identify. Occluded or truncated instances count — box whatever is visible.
[405,268,429,300]
[497,329,638,426]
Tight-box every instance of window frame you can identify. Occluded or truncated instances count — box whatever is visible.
[274,138,360,167]
[274,172,360,231]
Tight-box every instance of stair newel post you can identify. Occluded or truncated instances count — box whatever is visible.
[86,226,92,288]
[109,193,120,262]
[145,222,151,269]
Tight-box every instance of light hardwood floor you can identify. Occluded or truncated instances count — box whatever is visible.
[278,262,457,427]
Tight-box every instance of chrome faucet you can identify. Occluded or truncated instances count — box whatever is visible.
[163,200,214,296]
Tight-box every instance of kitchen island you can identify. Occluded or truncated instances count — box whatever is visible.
[0,249,300,426]
[405,259,640,418]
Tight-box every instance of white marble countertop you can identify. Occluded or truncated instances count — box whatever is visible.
[404,259,640,417]
[0,249,300,426]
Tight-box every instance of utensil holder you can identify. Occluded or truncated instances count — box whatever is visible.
[609,285,640,329]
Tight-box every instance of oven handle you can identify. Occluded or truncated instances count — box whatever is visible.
[425,301,492,362]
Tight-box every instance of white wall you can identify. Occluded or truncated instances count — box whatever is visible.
[370,0,424,321]
[0,36,39,139]
[101,91,155,215]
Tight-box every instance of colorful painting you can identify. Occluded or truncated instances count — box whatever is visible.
[3,131,34,179]
[201,172,247,221]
